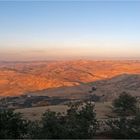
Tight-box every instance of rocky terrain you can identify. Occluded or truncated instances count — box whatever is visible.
[0,60,140,97]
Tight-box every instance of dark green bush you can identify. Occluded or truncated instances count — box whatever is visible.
[106,92,140,139]
[0,109,28,139]
[29,101,98,139]
[112,92,138,116]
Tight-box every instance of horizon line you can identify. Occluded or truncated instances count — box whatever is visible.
[0,58,140,63]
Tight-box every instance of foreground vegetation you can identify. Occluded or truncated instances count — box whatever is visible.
[0,93,140,139]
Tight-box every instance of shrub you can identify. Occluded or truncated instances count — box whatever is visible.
[0,109,28,139]
[65,101,98,139]
[34,101,98,139]
[112,92,138,116]
[106,92,140,139]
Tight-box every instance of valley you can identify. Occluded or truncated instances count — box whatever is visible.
[0,60,140,111]
[0,60,140,97]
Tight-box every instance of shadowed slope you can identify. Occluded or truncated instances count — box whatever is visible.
[0,60,140,96]
[28,74,140,101]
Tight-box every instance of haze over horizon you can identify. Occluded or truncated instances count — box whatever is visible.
[0,1,140,61]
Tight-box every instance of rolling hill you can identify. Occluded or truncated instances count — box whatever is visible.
[0,60,140,97]
[28,73,140,101]
[0,73,139,109]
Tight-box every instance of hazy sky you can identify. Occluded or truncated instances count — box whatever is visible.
[0,1,140,60]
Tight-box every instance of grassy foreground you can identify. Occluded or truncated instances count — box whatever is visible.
[15,102,112,120]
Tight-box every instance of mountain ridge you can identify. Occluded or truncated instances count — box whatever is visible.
[0,60,140,97]
[28,73,140,101]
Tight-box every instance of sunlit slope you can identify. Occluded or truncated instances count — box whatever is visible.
[28,74,140,101]
[0,60,140,96]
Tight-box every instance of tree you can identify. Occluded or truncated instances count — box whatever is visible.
[34,101,98,139]
[26,120,42,139]
[65,101,98,139]
[112,92,138,116]
[0,102,98,139]
[106,112,140,139]
[106,92,140,139]
[40,110,65,139]
[0,109,28,139]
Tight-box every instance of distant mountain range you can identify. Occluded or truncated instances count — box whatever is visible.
[0,60,140,97]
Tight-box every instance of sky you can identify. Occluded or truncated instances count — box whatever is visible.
[0,1,140,61]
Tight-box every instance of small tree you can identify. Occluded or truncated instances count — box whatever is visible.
[112,92,138,116]
[26,120,41,139]
[0,109,28,139]
[35,101,98,139]
[106,112,140,139]
[106,92,140,139]
[65,101,98,139]
[40,110,65,139]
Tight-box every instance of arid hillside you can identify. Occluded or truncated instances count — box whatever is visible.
[0,60,140,96]
[29,74,140,101]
